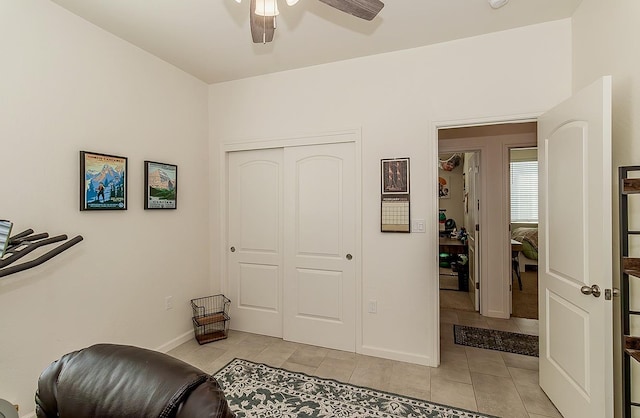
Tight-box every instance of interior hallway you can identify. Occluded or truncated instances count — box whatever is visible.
[168,308,560,418]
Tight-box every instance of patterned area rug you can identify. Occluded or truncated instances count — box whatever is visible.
[214,358,494,417]
[453,325,539,357]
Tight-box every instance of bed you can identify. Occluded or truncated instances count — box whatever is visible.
[511,226,538,272]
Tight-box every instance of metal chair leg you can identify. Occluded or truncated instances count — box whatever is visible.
[512,256,523,291]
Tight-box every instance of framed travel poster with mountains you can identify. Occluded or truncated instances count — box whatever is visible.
[144,161,177,210]
[80,151,128,211]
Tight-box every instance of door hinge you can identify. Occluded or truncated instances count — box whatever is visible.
[475,224,479,232]
[476,282,480,290]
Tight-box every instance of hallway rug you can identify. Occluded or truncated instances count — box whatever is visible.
[453,325,539,357]
[214,358,495,417]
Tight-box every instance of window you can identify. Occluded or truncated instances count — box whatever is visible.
[510,151,538,223]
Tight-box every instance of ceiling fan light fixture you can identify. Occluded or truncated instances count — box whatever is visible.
[488,0,508,9]
[255,0,280,16]
[286,0,300,5]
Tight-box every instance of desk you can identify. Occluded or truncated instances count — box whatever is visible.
[439,237,467,255]
[511,239,523,290]
[439,237,468,291]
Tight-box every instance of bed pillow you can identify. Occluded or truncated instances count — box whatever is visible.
[512,227,538,260]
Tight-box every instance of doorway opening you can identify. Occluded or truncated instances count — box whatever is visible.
[438,151,479,314]
[437,122,537,319]
[509,146,539,320]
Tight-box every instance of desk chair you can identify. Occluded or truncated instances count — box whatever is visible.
[512,251,523,291]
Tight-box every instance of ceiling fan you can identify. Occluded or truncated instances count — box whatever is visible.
[237,0,385,43]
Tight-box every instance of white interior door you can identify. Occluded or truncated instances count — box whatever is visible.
[467,153,481,311]
[228,148,283,338]
[283,142,357,351]
[538,76,613,418]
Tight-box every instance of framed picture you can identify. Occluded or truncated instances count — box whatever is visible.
[144,161,177,210]
[80,151,127,211]
[439,174,451,199]
[381,158,409,194]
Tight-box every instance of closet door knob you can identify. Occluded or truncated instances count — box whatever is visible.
[230,246,236,252]
[346,253,353,260]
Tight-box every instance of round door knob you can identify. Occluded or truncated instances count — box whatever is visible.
[230,246,236,252]
[581,284,601,298]
[346,253,353,260]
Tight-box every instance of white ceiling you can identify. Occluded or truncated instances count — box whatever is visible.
[50,0,582,84]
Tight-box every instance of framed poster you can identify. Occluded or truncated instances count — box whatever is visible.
[381,158,409,195]
[80,151,127,211]
[144,161,178,210]
[439,174,451,199]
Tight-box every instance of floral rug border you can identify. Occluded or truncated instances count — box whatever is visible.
[214,358,495,417]
[453,324,539,357]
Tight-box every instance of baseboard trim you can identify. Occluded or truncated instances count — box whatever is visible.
[359,345,435,367]
[155,330,194,353]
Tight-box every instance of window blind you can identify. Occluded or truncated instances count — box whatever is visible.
[510,160,538,223]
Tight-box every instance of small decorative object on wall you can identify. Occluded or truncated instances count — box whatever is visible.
[80,151,127,211]
[381,157,410,233]
[381,158,409,194]
[144,161,178,210]
[439,174,451,199]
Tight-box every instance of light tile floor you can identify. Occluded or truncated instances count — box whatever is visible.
[168,308,561,418]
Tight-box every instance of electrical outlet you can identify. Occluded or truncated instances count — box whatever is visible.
[368,299,377,314]
[165,296,173,310]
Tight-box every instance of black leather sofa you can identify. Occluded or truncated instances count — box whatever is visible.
[35,343,234,418]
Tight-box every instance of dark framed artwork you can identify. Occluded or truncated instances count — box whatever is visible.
[381,158,410,195]
[144,161,177,210]
[80,151,127,211]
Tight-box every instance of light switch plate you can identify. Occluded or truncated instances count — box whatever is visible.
[412,219,426,233]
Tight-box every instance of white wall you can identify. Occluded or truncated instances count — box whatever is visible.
[209,20,572,365]
[0,1,210,414]
[572,1,640,415]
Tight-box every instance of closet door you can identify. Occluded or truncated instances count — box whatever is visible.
[283,142,356,351]
[227,148,283,337]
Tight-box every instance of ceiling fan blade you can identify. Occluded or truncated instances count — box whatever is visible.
[250,0,276,43]
[318,0,384,21]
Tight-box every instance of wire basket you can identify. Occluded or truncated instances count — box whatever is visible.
[190,294,230,345]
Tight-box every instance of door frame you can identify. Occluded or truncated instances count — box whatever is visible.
[431,114,539,363]
[506,144,540,315]
[217,128,363,350]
